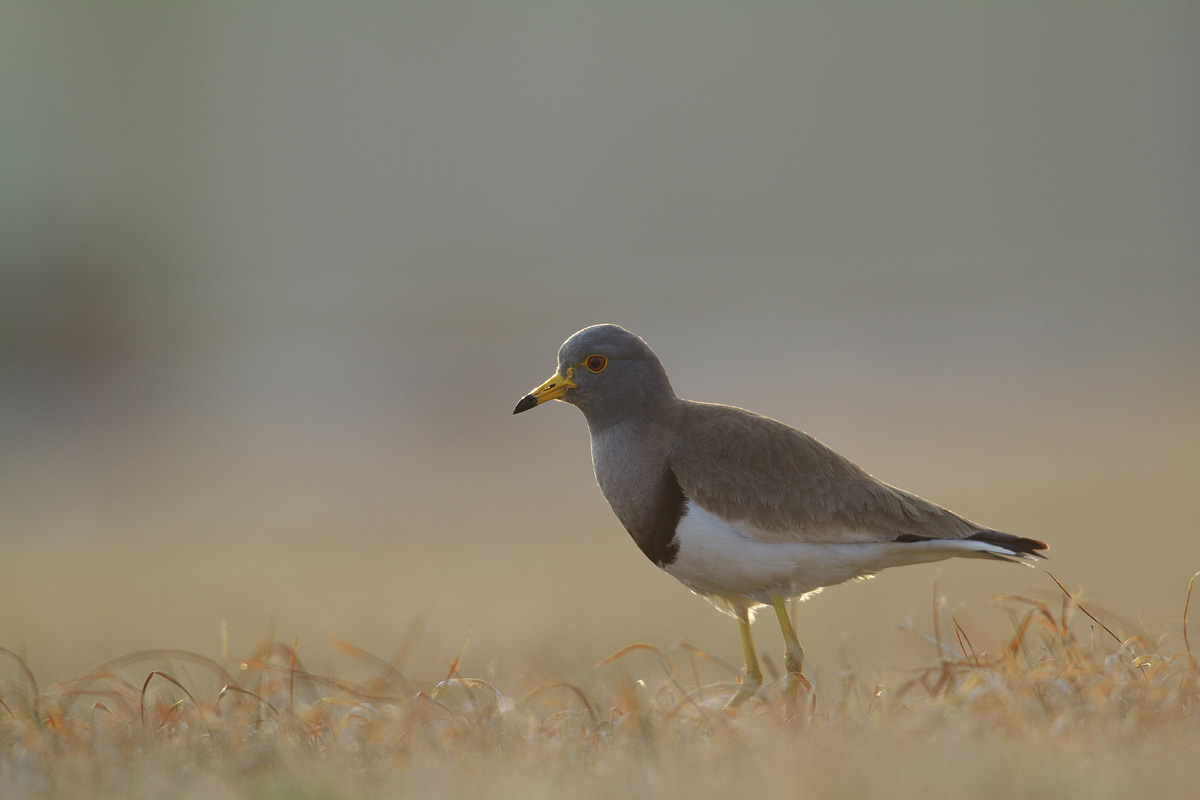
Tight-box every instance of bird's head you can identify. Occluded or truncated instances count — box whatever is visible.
[513,324,676,427]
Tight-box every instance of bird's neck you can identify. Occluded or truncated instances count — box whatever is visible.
[587,410,685,563]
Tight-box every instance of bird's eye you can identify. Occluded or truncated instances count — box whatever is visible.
[585,355,607,373]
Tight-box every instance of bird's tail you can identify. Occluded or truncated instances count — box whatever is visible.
[963,529,1048,559]
[894,529,1048,565]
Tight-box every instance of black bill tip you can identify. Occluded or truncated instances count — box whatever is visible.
[512,394,538,414]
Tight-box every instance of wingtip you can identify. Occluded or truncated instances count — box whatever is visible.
[965,530,1050,560]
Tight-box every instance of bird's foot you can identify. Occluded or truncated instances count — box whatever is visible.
[782,642,801,681]
[724,668,763,712]
[783,643,804,677]
[780,644,809,710]
[781,669,812,699]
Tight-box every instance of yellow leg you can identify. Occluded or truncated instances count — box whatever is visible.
[725,606,763,710]
[771,593,805,677]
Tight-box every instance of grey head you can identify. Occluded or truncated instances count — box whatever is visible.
[513,324,678,430]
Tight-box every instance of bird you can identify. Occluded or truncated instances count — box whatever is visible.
[513,324,1047,708]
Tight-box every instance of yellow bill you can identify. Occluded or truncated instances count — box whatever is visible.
[513,369,576,414]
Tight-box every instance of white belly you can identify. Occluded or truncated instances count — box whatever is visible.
[663,502,991,614]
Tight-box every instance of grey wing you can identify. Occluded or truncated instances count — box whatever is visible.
[670,402,983,544]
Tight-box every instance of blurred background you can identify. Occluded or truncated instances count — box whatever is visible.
[1,2,1197,689]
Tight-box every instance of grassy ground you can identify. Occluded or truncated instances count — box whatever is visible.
[3,580,1198,800]
[2,357,1195,799]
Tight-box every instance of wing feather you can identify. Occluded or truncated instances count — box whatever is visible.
[669,402,984,544]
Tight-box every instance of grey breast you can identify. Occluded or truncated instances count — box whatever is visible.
[589,418,687,568]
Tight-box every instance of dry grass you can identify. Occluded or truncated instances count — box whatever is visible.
[3,577,1199,800]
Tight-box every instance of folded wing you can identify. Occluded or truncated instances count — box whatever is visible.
[671,402,1045,557]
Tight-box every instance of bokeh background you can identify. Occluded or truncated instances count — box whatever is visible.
[2,3,1197,688]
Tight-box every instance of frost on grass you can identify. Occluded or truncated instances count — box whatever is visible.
[2,580,1200,800]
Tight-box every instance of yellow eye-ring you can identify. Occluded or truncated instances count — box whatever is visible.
[585,355,607,373]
